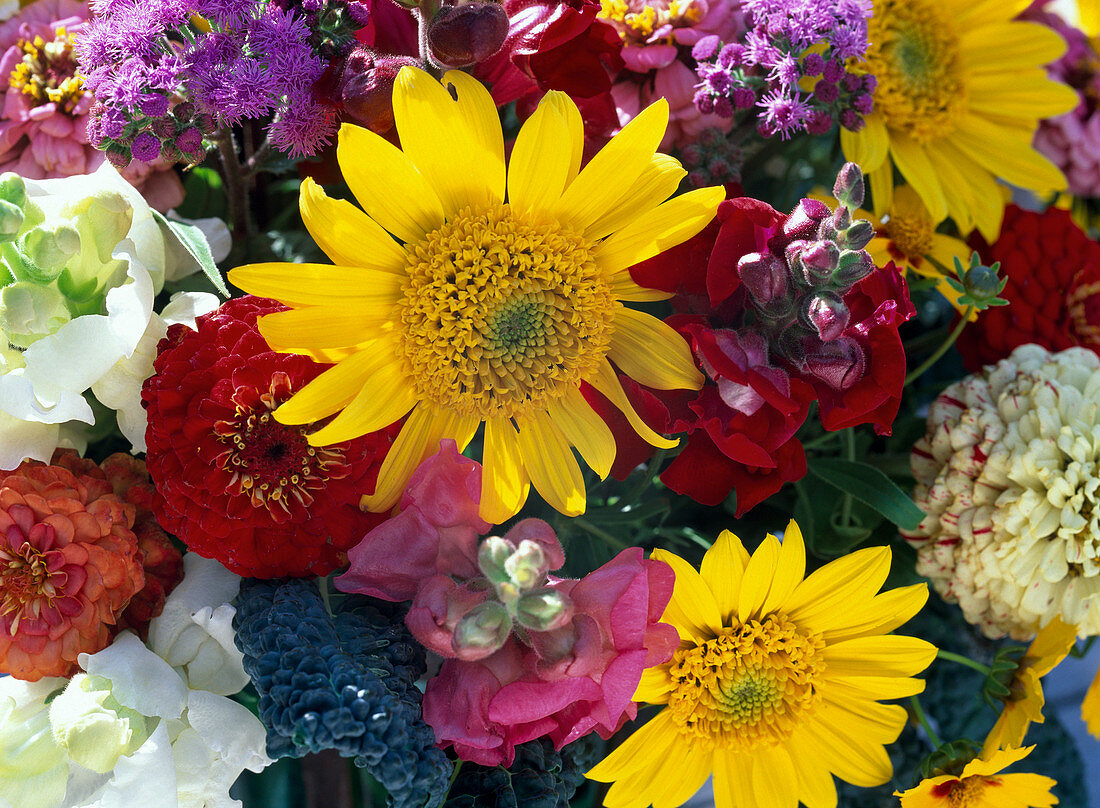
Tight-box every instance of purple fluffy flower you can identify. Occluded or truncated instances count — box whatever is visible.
[267,93,337,159]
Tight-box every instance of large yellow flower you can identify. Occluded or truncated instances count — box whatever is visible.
[895,746,1058,808]
[586,522,936,808]
[229,67,722,522]
[842,0,1078,241]
[983,617,1077,756]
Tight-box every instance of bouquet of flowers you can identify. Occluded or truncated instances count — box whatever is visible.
[2,0,1100,806]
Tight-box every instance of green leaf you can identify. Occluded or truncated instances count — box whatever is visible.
[807,457,925,530]
[154,211,229,297]
[175,166,226,221]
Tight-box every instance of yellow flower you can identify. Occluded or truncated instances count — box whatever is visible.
[982,617,1077,757]
[895,746,1058,808]
[229,66,722,522]
[843,0,1078,241]
[1084,663,1100,737]
[585,521,936,808]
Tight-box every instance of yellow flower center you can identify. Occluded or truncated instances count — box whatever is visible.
[932,775,996,807]
[398,204,616,420]
[884,208,934,261]
[599,0,704,45]
[861,0,966,143]
[0,530,59,636]
[667,613,825,751]
[8,27,85,113]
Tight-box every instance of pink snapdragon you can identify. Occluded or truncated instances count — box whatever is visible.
[336,440,678,767]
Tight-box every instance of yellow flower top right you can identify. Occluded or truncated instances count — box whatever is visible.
[843,0,1078,241]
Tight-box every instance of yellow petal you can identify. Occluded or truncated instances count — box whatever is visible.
[633,664,673,704]
[821,690,908,743]
[966,71,1078,119]
[337,122,444,244]
[823,635,938,678]
[552,98,669,233]
[1083,664,1100,736]
[759,520,807,617]
[608,308,704,390]
[737,533,781,623]
[506,98,571,218]
[840,113,888,173]
[360,403,456,512]
[868,162,894,221]
[751,745,799,808]
[960,19,1068,70]
[392,66,500,217]
[298,177,409,272]
[951,116,1068,193]
[649,742,713,808]
[442,70,506,205]
[700,529,751,624]
[586,710,678,782]
[799,714,894,788]
[546,387,616,479]
[933,139,1006,240]
[713,752,756,808]
[586,153,687,241]
[785,545,892,632]
[596,186,726,275]
[817,584,930,643]
[609,275,676,302]
[258,305,394,353]
[481,417,530,524]
[305,356,417,445]
[1027,616,1078,676]
[650,548,725,641]
[889,133,948,226]
[229,262,402,307]
[537,91,584,184]
[589,359,679,449]
[273,342,397,425]
[983,705,1029,757]
[822,673,927,702]
[514,410,586,516]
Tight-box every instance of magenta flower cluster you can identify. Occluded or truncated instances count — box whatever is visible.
[76,0,337,164]
[692,0,875,139]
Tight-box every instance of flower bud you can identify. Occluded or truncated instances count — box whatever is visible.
[49,673,149,773]
[737,251,787,305]
[789,239,838,286]
[0,172,26,208]
[833,162,865,210]
[478,535,515,585]
[783,198,830,240]
[802,291,849,342]
[1,283,71,348]
[0,199,23,243]
[338,48,420,134]
[20,224,80,282]
[962,262,1003,300]
[833,249,874,287]
[838,219,874,251]
[453,600,513,656]
[514,588,573,632]
[427,1,509,68]
[504,539,550,591]
[823,205,850,239]
[793,335,866,391]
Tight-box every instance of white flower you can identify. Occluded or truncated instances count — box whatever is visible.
[0,677,69,808]
[904,344,1100,639]
[146,554,249,695]
[0,163,221,468]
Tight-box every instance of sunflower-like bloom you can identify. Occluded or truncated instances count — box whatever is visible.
[585,521,936,808]
[895,746,1058,808]
[842,0,1078,241]
[230,66,721,522]
[982,617,1077,756]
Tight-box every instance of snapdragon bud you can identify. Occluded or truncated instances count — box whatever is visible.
[49,674,149,774]
[338,47,420,134]
[477,535,515,585]
[783,198,830,241]
[789,239,838,286]
[0,199,23,242]
[514,588,573,632]
[504,539,549,590]
[20,224,80,283]
[427,1,509,68]
[453,600,512,656]
[1,283,71,348]
[833,249,874,287]
[0,172,26,208]
[837,219,874,251]
[802,291,849,342]
[738,251,788,305]
[833,162,865,211]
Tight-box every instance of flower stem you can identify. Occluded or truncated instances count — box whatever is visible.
[840,427,855,525]
[215,128,253,254]
[936,649,992,676]
[415,0,442,76]
[574,518,629,550]
[904,305,975,387]
[909,695,943,749]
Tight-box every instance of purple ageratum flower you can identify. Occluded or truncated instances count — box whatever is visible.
[267,92,337,159]
[758,88,810,139]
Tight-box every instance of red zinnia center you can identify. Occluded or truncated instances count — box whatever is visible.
[213,371,350,514]
[1,523,63,634]
[1068,270,1100,347]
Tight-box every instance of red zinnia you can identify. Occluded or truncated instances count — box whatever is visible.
[957,204,1100,369]
[142,296,397,578]
[0,456,145,680]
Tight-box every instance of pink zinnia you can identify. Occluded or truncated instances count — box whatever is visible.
[0,0,183,209]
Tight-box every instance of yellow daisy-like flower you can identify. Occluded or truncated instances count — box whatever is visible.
[586,521,936,808]
[229,66,723,522]
[843,0,1078,241]
[983,618,1078,756]
[1084,663,1100,737]
[895,746,1058,808]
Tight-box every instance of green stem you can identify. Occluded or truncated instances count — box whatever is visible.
[800,432,839,451]
[625,447,668,503]
[840,428,856,526]
[317,575,333,617]
[936,649,992,677]
[904,305,975,387]
[574,518,629,550]
[442,760,464,801]
[909,695,943,749]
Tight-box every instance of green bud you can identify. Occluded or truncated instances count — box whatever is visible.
[453,601,512,655]
[477,535,515,586]
[838,219,874,251]
[0,199,24,243]
[19,225,80,283]
[503,539,549,591]
[0,172,26,208]
[513,588,573,632]
[833,249,874,287]
[1,283,71,348]
[945,253,1009,310]
[49,674,149,773]
[832,162,865,211]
